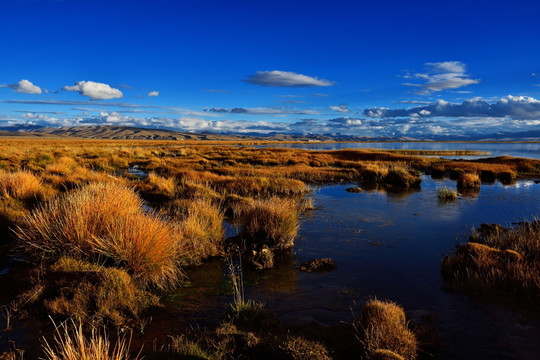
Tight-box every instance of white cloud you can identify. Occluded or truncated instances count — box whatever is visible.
[330,104,350,113]
[62,81,123,100]
[244,70,334,87]
[148,91,159,97]
[2,79,43,94]
[403,61,480,94]
[364,95,540,120]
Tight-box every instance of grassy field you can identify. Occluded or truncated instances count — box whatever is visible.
[0,139,539,359]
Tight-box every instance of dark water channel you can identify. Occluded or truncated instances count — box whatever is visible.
[154,176,540,359]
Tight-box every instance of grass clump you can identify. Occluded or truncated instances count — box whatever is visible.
[437,186,457,201]
[457,173,480,190]
[42,320,139,360]
[169,198,225,264]
[383,168,421,190]
[0,170,45,201]
[15,182,184,289]
[355,299,417,360]
[228,260,265,320]
[442,220,540,305]
[34,257,161,326]
[281,336,331,360]
[244,197,300,250]
[136,172,176,201]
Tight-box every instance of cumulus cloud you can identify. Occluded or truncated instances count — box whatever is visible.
[62,81,123,100]
[330,104,350,113]
[403,61,479,94]
[0,79,42,94]
[364,96,540,120]
[244,70,334,87]
[148,90,159,97]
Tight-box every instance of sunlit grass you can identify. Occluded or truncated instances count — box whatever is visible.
[244,197,300,250]
[437,186,458,200]
[42,320,139,360]
[16,182,185,289]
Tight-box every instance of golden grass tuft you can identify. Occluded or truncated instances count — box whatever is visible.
[457,173,480,190]
[137,172,176,200]
[383,168,421,189]
[369,349,405,360]
[244,197,300,250]
[437,186,458,200]
[42,320,139,360]
[356,299,417,360]
[282,336,331,360]
[0,170,45,200]
[15,182,184,289]
[442,220,540,304]
[42,257,160,326]
[169,198,225,264]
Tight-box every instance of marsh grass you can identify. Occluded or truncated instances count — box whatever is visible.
[227,260,264,319]
[437,186,458,201]
[136,172,176,201]
[355,299,417,360]
[42,320,139,360]
[169,198,225,264]
[457,173,481,190]
[244,197,300,250]
[442,220,540,304]
[281,336,331,360]
[39,257,161,326]
[0,170,45,201]
[16,182,184,289]
[383,168,421,189]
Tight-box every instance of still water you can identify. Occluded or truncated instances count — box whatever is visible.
[157,176,540,359]
[255,142,540,159]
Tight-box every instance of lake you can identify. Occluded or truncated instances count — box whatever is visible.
[155,176,540,359]
[255,142,540,159]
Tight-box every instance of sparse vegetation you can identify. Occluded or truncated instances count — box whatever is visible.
[442,220,540,305]
[437,186,458,200]
[42,320,139,360]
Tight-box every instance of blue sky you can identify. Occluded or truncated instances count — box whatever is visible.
[1,0,540,137]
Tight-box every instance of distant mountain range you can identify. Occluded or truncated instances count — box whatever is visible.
[0,124,538,142]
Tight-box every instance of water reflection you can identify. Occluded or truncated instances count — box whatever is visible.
[255,142,540,160]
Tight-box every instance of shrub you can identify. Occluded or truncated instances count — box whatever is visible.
[244,197,300,250]
[356,299,417,360]
[15,182,184,289]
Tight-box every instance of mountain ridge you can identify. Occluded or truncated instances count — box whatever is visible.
[0,124,538,142]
